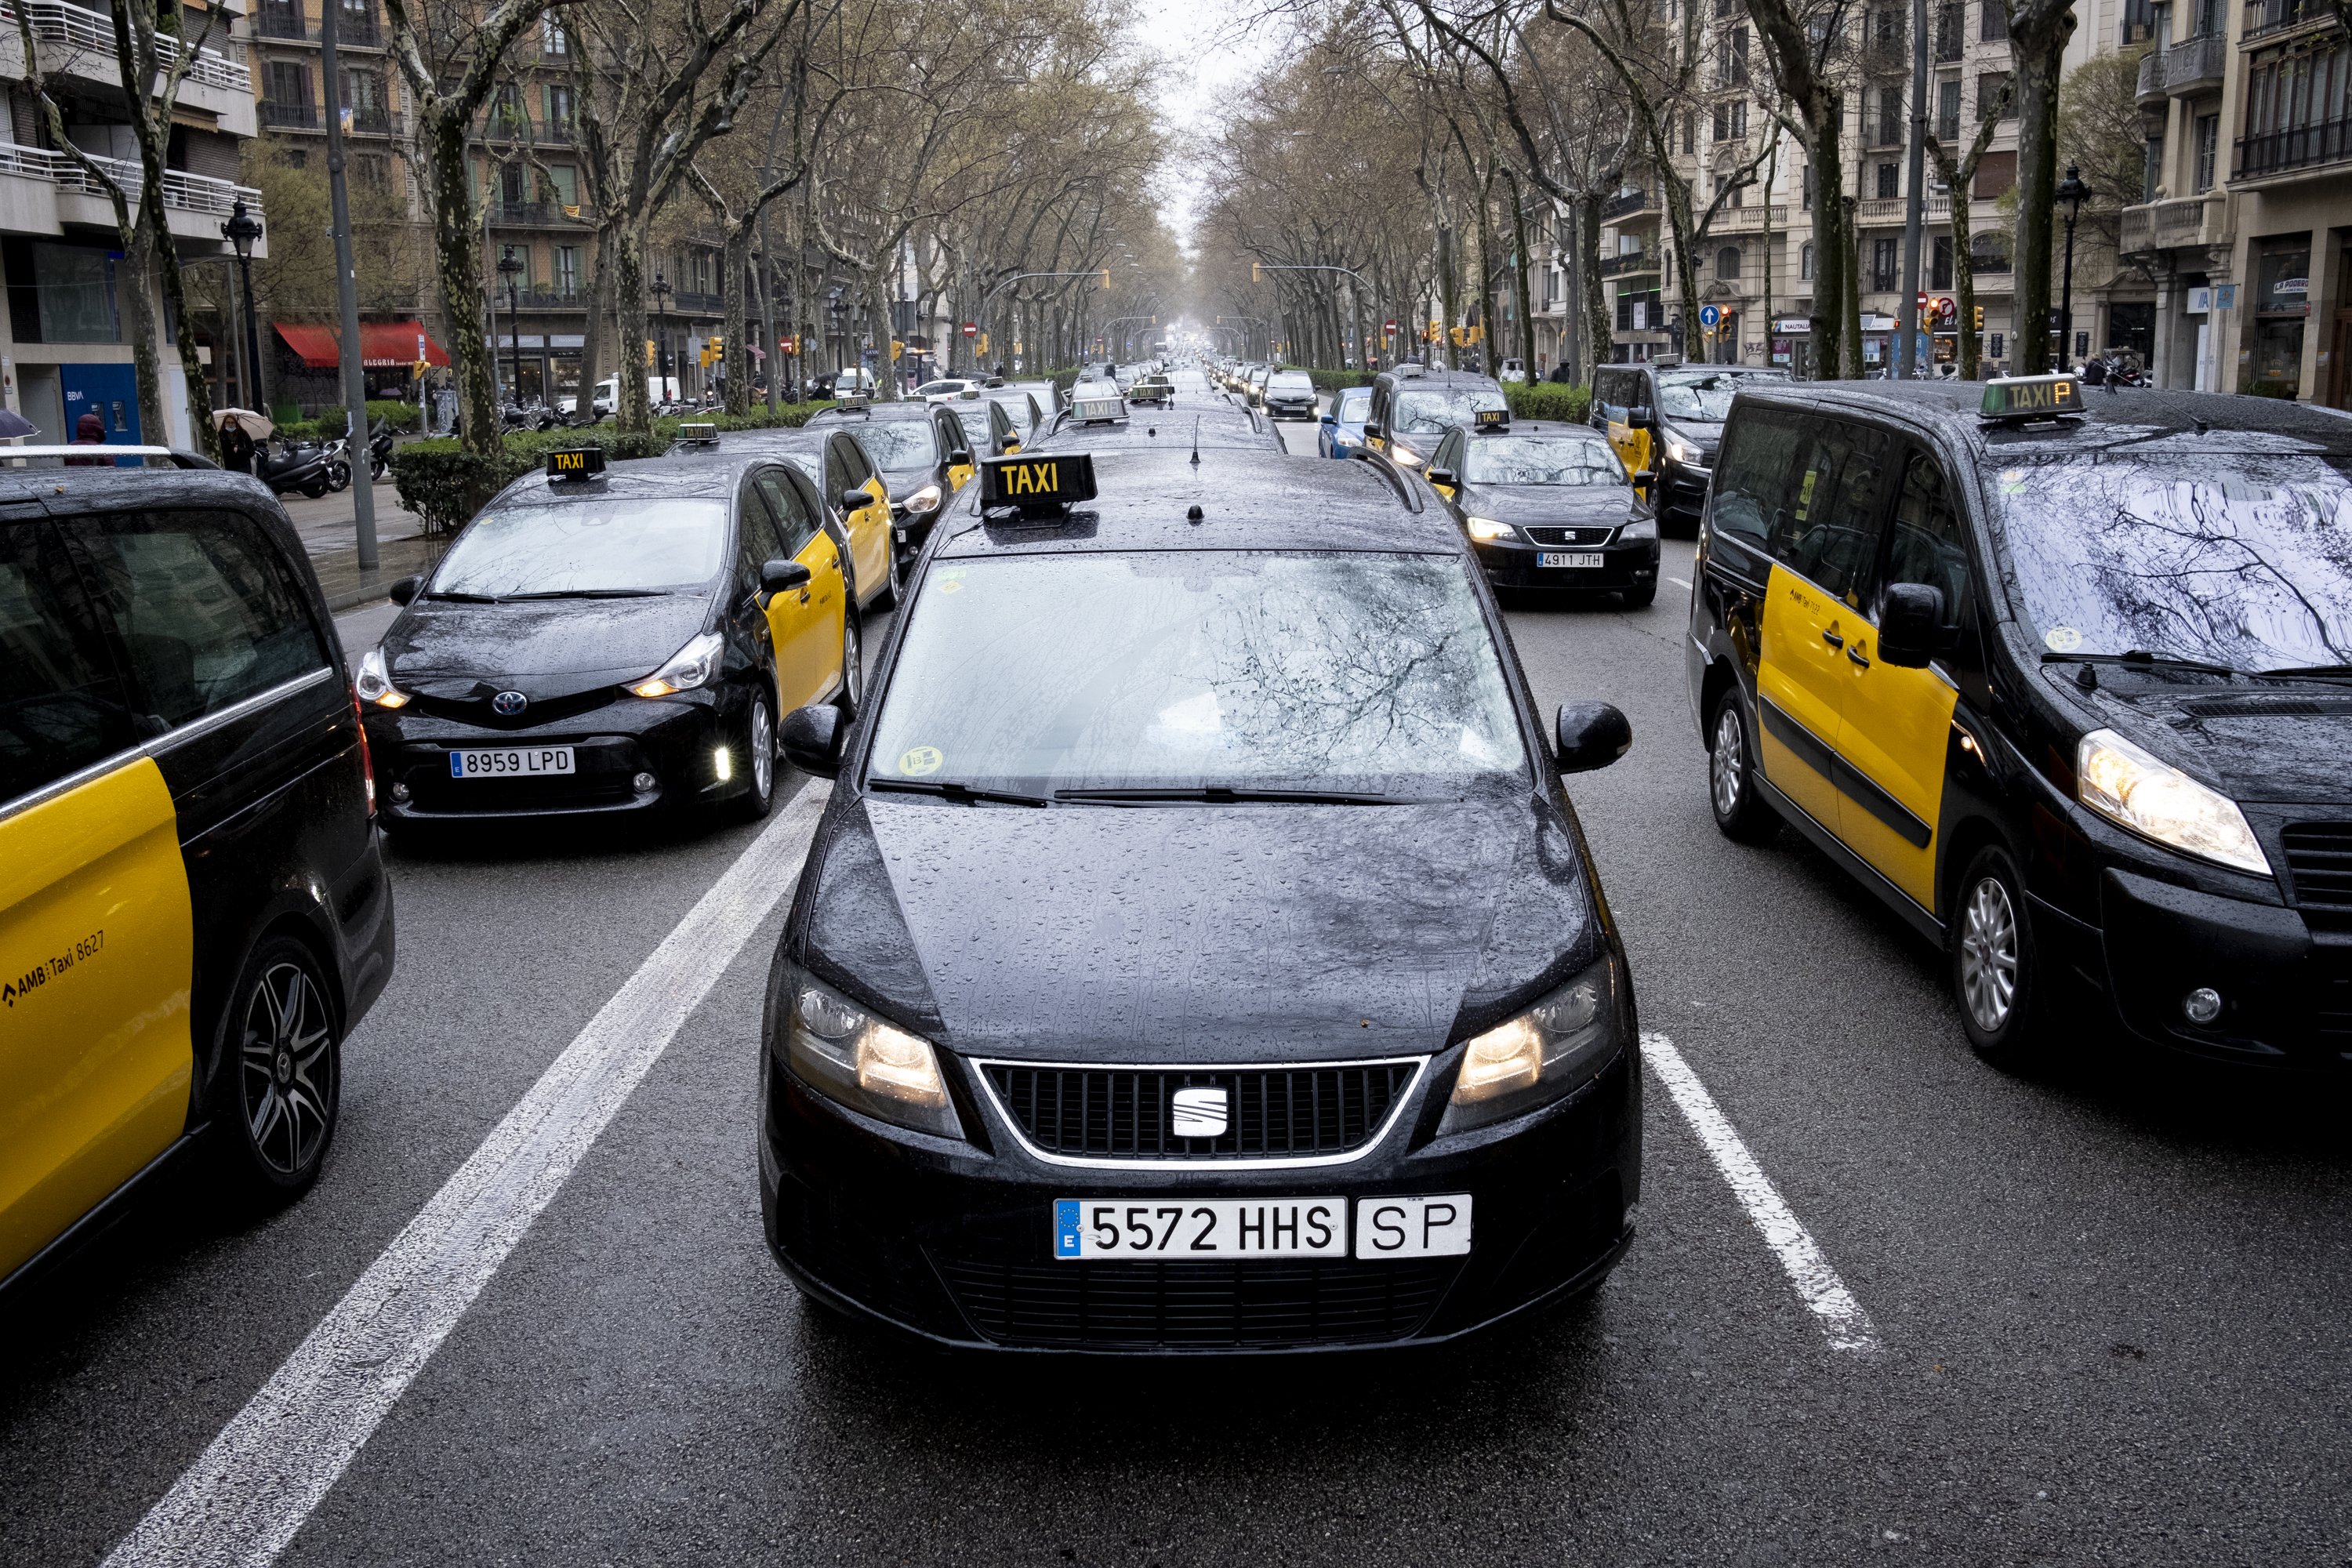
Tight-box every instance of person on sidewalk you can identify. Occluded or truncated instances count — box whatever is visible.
[65,410,110,466]
[219,419,255,474]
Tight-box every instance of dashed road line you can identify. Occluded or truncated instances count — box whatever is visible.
[105,784,833,1568]
[1642,1031,1881,1354]
[1668,575,1692,589]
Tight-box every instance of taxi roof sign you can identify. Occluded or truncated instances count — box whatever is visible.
[546,447,606,480]
[676,422,719,447]
[1473,406,1511,430]
[1980,373,2085,423]
[980,452,1097,515]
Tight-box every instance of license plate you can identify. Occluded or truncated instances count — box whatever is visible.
[1051,1195,1471,1261]
[1538,551,1606,569]
[447,746,575,779]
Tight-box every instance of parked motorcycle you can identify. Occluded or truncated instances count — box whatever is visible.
[321,434,353,493]
[254,438,331,499]
[367,418,394,481]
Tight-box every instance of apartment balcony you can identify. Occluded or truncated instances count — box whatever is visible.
[254,4,306,38]
[1599,249,1660,278]
[1709,202,1792,232]
[2236,114,2352,180]
[2136,33,2229,105]
[0,142,266,252]
[1601,187,1659,221]
[2118,193,2227,252]
[0,0,252,129]
[673,290,724,315]
[259,99,318,130]
[1853,192,1955,225]
[489,199,590,227]
[2242,0,2338,42]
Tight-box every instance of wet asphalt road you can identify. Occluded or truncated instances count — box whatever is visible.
[5,377,2350,1566]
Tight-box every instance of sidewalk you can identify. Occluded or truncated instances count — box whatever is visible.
[279,476,446,612]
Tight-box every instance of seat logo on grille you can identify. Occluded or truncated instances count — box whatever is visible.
[1171,1087,1229,1138]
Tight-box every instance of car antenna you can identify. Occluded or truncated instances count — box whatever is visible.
[1190,417,1200,466]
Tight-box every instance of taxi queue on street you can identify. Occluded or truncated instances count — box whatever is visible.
[5,359,2350,1356]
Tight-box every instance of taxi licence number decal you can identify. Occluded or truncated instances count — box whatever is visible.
[897,746,944,776]
[3,927,103,1009]
[2044,626,2083,653]
[1052,1196,1472,1261]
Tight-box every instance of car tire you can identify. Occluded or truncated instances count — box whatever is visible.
[1620,580,1658,608]
[727,689,776,822]
[208,934,340,1207]
[1707,685,1780,845]
[1951,844,2060,1074]
[873,545,901,612]
[836,609,864,719]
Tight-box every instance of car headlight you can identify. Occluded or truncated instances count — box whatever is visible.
[1438,955,1625,1136]
[1617,517,1657,543]
[903,482,943,514]
[356,646,408,708]
[2075,728,2270,876]
[1664,435,1693,463]
[628,630,725,699]
[783,973,964,1138]
[1465,515,1518,542]
[1390,444,1425,467]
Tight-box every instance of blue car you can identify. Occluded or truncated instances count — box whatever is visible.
[1317,385,1372,457]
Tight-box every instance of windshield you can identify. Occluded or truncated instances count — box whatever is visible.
[430,497,728,597]
[952,406,993,439]
[853,421,939,471]
[1462,435,1625,487]
[1997,448,2352,673]
[1655,369,1786,423]
[1334,388,1371,420]
[778,453,821,483]
[866,552,1529,796]
[1269,373,1313,392]
[1395,387,1508,435]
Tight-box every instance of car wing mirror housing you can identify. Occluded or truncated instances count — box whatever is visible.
[839,489,869,513]
[1425,466,1457,489]
[1628,405,1655,430]
[1876,583,1948,669]
[780,703,844,779]
[1632,469,1658,489]
[1362,419,1385,440]
[1319,412,1337,425]
[1556,701,1632,773]
[760,557,813,606]
[949,449,973,466]
[388,574,423,606]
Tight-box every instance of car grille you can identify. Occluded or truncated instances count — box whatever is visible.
[407,771,641,814]
[980,1061,1419,1161]
[1521,525,1616,546]
[407,687,621,730]
[934,1256,1457,1348]
[2283,822,2352,917]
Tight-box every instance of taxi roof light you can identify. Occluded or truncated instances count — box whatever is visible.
[1472,407,1511,431]
[1980,373,2085,424]
[676,422,719,448]
[979,452,1097,517]
[546,446,607,481]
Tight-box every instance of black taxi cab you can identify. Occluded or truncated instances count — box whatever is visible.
[1421,409,1661,606]
[1689,375,2352,1073]
[358,445,858,831]
[757,441,1642,1352]
[744,423,898,608]
[1592,361,1788,534]
[4,457,394,1294]
[1362,365,1509,473]
[943,392,1025,459]
[807,400,976,565]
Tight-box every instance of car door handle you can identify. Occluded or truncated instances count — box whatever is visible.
[1820,629,1844,649]
[1847,644,1871,668]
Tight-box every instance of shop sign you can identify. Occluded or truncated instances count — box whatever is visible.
[1774,318,1809,333]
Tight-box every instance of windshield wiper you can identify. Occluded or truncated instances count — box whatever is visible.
[1053,785,1406,805]
[423,590,501,603]
[501,588,667,600]
[2252,663,2352,681]
[868,777,1053,808]
[2039,649,2243,677]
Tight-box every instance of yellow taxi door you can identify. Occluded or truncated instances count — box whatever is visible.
[1752,423,1894,836]
[825,439,891,600]
[1,524,193,1282]
[754,473,845,709]
[1832,448,1968,912]
[1428,432,1462,501]
[940,413,975,494]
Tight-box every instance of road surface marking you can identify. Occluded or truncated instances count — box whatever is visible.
[1668,576,1691,589]
[105,783,833,1568]
[1642,1031,1881,1354]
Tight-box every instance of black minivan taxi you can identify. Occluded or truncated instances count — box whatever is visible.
[4,456,394,1294]
[757,444,1642,1352]
[1688,376,2352,1073]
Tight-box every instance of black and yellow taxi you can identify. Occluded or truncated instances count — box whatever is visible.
[943,392,1025,459]
[808,399,976,566]
[1421,410,1661,606]
[4,457,394,1293]
[358,445,858,831]
[757,441,1642,1352]
[1592,361,1788,534]
[1690,376,2352,1072]
[744,423,898,608]
[1362,365,1509,473]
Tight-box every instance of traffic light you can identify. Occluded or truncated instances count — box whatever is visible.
[890,339,903,362]
[1973,305,1984,331]
[644,339,656,367]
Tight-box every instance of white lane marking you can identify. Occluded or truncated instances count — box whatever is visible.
[107,784,833,1568]
[1642,1031,1881,1355]
[1668,575,1692,589]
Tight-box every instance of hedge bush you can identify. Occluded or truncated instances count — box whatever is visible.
[389,403,840,535]
[1506,383,1592,424]
[1281,366,1377,391]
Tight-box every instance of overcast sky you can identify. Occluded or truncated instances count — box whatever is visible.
[1130,0,1277,251]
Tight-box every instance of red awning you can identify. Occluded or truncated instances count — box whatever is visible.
[273,320,450,370]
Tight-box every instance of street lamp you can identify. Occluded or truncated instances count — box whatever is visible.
[221,198,264,410]
[496,245,524,408]
[651,270,673,390]
[2055,163,2089,368]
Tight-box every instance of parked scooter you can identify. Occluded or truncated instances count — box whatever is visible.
[254,437,331,499]
[321,434,353,493]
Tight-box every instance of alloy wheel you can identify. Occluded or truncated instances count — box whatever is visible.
[1958,876,2020,1033]
[239,961,335,1178]
[750,695,774,802]
[1711,703,1745,818]
[841,617,864,712]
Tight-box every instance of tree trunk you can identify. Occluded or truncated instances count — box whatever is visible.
[578,229,606,417]
[121,223,166,445]
[722,224,752,416]
[758,218,781,414]
[1510,180,1537,377]
[1804,120,1848,380]
[614,220,652,434]
[1950,197,1982,376]
[1438,218,1459,370]
[1581,196,1613,375]
[1841,194,1864,378]
[425,114,500,457]
[869,264,896,399]
[2008,18,2070,374]
[1664,180,1703,365]
[139,187,215,459]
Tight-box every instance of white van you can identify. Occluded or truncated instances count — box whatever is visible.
[557,375,681,417]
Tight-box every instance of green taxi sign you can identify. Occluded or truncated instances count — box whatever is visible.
[1980,373,2084,423]
[980,452,1097,513]
[546,447,606,479]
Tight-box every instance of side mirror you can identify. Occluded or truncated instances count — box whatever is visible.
[1362,419,1385,441]
[949,448,972,466]
[779,703,843,778]
[1555,701,1632,773]
[1632,469,1657,489]
[1876,582,1948,669]
[839,489,869,514]
[760,558,813,599]
[1425,466,1457,490]
[1627,405,1655,430]
[1319,412,1337,425]
[388,574,422,606]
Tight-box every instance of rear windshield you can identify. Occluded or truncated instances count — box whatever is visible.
[430,497,728,597]
[853,421,940,471]
[1461,435,1625,487]
[1655,368,1786,423]
[1334,388,1371,419]
[1395,387,1508,434]
[868,552,1529,797]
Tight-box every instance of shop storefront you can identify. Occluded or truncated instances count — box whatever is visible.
[2249,235,2310,395]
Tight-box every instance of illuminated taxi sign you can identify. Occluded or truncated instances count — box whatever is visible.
[546,447,606,480]
[980,452,1097,513]
[1980,373,2084,422]
[1473,406,1510,430]
[676,422,719,447]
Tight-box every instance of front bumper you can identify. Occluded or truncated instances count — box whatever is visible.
[1657,458,1711,517]
[363,688,745,822]
[760,1041,1640,1352]
[1265,398,1317,420]
[1469,535,1661,593]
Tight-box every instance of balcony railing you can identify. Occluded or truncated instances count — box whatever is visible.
[0,141,265,223]
[2119,194,2222,252]
[1855,193,1954,223]
[673,290,723,314]
[1711,202,1793,231]
[1601,187,1657,220]
[255,4,305,38]
[344,103,403,135]
[260,99,318,129]
[2,0,250,93]
[490,199,590,226]
[1599,249,1659,278]
[2237,114,2352,178]
[2242,0,2337,41]
[2137,33,2229,103]
[338,9,383,45]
